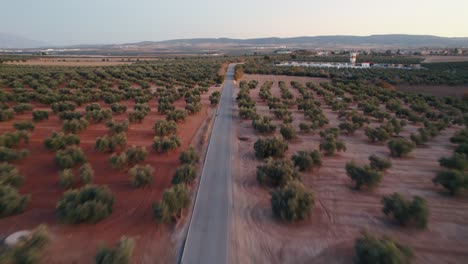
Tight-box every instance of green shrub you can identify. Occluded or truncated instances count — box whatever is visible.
[13,121,35,131]
[79,163,94,184]
[365,127,390,143]
[110,103,127,114]
[0,147,29,162]
[209,91,221,105]
[0,131,29,148]
[291,150,322,171]
[109,153,128,170]
[52,101,77,113]
[56,185,114,224]
[44,132,80,150]
[59,169,75,189]
[105,119,129,134]
[0,185,29,217]
[369,154,392,171]
[382,192,429,228]
[95,133,127,153]
[95,236,135,264]
[439,153,468,170]
[154,120,177,136]
[388,139,415,157]
[152,135,181,153]
[86,109,112,123]
[346,161,383,190]
[62,118,89,134]
[252,116,276,133]
[129,164,154,188]
[280,124,296,140]
[58,110,83,121]
[0,109,14,122]
[257,158,299,187]
[124,146,148,164]
[433,170,468,195]
[270,180,314,222]
[166,109,187,122]
[239,107,257,119]
[55,146,87,169]
[13,103,33,114]
[153,184,190,223]
[128,111,146,123]
[319,135,346,156]
[179,146,199,164]
[86,103,101,112]
[0,225,49,264]
[253,137,288,159]
[339,122,359,135]
[0,163,24,187]
[355,231,413,264]
[171,164,197,185]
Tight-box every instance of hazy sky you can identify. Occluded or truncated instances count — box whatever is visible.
[2,0,468,45]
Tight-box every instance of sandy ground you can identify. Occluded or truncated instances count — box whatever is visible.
[423,56,468,63]
[396,84,468,97]
[0,87,217,263]
[230,74,468,264]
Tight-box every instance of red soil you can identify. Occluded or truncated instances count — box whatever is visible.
[230,74,468,264]
[0,89,217,263]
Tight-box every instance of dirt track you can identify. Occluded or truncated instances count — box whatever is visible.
[230,74,468,264]
[0,87,216,263]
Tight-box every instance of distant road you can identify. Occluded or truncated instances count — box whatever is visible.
[180,64,234,264]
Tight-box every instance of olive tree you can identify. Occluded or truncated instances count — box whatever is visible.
[433,170,468,195]
[0,163,24,187]
[270,180,315,222]
[291,150,322,171]
[171,164,197,185]
[388,138,415,157]
[346,161,383,190]
[369,154,392,171]
[253,137,288,159]
[179,146,199,164]
[153,184,190,223]
[0,185,30,217]
[129,164,154,188]
[382,192,429,228]
[55,146,87,169]
[256,158,299,187]
[355,231,413,264]
[95,236,135,264]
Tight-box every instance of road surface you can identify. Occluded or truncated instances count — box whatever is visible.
[180,64,234,264]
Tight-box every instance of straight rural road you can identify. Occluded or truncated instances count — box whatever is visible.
[180,64,234,264]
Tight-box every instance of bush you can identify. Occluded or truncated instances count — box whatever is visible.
[239,107,257,119]
[59,169,75,189]
[128,111,146,123]
[153,184,190,223]
[382,192,429,228]
[257,158,299,187]
[299,122,311,133]
[365,127,390,143]
[179,146,199,164]
[339,122,359,135]
[13,103,33,114]
[55,146,87,169]
[86,103,101,112]
[346,161,383,190]
[270,180,314,222]
[355,231,413,264]
[13,121,35,131]
[44,132,80,150]
[154,120,177,136]
[388,139,415,157]
[0,109,14,121]
[0,131,29,148]
[439,153,468,170]
[280,124,296,140]
[95,133,127,153]
[0,185,29,217]
[433,170,468,195]
[209,91,221,105]
[252,116,276,133]
[95,236,135,264]
[166,109,187,122]
[152,135,181,153]
[125,146,148,164]
[85,109,112,123]
[62,118,89,134]
[319,135,346,156]
[171,164,197,185]
[110,103,127,114]
[253,137,288,159]
[369,154,392,171]
[52,101,76,113]
[106,119,129,134]
[291,150,322,171]
[109,153,128,170]
[0,163,24,187]
[0,147,29,162]
[128,164,154,188]
[58,110,82,121]
[79,163,94,184]
[0,225,49,264]
[56,185,114,224]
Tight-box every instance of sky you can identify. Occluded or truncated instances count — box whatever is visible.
[1,0,468,46]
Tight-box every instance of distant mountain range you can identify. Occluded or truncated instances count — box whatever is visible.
[1,33,468,50]
[0,33,50,49]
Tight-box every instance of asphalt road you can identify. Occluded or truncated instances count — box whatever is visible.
[180,64,234,264]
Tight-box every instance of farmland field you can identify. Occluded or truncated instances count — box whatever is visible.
[231,74,468,264]
[0,59,224,263]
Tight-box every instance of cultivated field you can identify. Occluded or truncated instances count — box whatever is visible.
[230,74,468,264]
[396,84,468,97]
[423,56,468,63]
[5,57,144,66]
[0,59,223,263]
